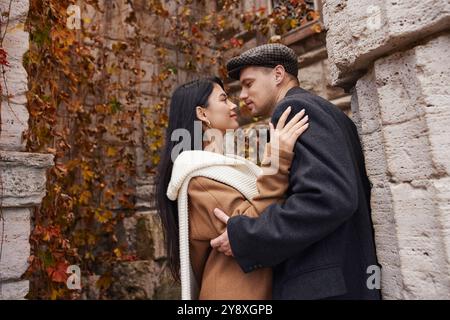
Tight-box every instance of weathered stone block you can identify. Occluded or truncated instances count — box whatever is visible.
[383,118,435,182]
[414,35,450,176]
[380,265,404,300]
[1,26,29,97]
[324,0,450,86]
[0,102,29,151]
[0,0,29,23]
[354,70,382,135]
[136,183,155,210]
[0,280,29,300]
[110,260,179,299]
[374,51,424,126]
[136,211,166,261]
[370,185,395,226]
[358,131,387,182]
[0,208,30,281]
[110,260,158,299]
[391,182,450,299]
[298,60,325,95]
[430,177,450,275]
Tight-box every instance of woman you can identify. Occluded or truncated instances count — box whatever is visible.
[156,77,309,299]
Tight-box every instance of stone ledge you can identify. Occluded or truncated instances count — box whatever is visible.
[0,151,54,168]
[0,151,54,207]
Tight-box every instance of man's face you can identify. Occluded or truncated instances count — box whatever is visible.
[239,66,278,117]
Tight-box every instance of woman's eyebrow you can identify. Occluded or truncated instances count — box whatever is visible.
[219,93,227,98]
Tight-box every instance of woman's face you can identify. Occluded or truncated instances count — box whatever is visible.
[203,83,239,132]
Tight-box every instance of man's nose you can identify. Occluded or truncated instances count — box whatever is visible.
[239,89,248,100]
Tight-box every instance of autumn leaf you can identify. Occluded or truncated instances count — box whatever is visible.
[85,252,95,261]
[104,188,115,201]
[46,262,69,283]
[156,47,167,59]
[109,97,123,114]
[43,231,51,242]
[96,274,112,290]
[290,19,299,29]
[311,23,322,33]
[79,190,92,205]
[113,248,122,258]
[50,288,64,300]
[308,10,321,21]
[106,146,117,157]
[112,42,128,54]
[95,209,113,224]
[81,166,95,182]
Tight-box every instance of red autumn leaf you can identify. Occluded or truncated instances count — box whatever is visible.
[47,262,69,283]
[230,37,243,48]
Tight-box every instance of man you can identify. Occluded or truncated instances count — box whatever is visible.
[210,44,381,300]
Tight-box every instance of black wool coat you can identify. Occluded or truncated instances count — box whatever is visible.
[227,87,382,300]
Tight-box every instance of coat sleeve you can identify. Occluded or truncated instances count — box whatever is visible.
[227,98,359,272]
[188,147,294,241]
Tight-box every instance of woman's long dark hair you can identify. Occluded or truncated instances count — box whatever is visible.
[156,77,224,282]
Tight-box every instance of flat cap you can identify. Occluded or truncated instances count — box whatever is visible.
[226,43,298,80]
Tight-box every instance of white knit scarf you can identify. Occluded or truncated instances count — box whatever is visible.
[166,150,262,300]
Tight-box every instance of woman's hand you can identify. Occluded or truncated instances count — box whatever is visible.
[269,106,309,153]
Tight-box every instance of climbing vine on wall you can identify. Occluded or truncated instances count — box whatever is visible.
[24,0,139,299]
[23,0,319,299]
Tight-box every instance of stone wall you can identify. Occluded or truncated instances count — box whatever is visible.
[0,0,54,299]
[324,0,450,299]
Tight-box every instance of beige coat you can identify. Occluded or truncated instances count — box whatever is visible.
[187,147,293,299]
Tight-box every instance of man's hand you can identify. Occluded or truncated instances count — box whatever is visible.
[210,208,234,257]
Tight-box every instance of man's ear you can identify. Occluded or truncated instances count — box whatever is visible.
[274,65,286,85]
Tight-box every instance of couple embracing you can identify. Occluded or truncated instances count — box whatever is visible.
[156,44,381,300]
